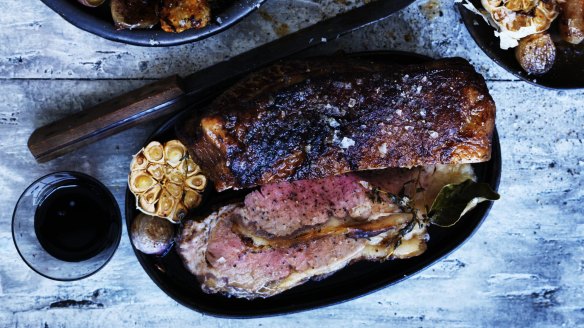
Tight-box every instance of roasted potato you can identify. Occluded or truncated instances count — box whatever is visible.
[515,33,556,75]
[160,0,211,33]
[111,0,159,30]
[130,213,174,255]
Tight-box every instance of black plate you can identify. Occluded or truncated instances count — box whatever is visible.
[125,52,502,317]
[40,0,265,47]
[457,0,584,89]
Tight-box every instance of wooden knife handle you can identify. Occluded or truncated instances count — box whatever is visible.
[28,75,186,163]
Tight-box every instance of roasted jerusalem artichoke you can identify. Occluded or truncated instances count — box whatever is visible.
[559,0,584,44]
[515,32,556,75]
[160,0,211,33]
[111,0,159,30]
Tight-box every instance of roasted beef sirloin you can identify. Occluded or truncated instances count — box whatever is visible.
[176,57,496,191]
[175,57,496,299]
[177,164,476,299]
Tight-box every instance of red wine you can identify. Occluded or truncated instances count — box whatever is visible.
[34,183,117,262]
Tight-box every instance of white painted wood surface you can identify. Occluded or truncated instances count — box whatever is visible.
[1,0,583,326]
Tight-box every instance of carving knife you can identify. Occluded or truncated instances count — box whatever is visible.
[28,0,414,162]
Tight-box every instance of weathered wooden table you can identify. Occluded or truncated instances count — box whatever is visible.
[1,0,583,326]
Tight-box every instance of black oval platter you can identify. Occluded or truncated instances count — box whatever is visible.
[457,0,584,89]
[40,0,266,47]
[125,51,502,317]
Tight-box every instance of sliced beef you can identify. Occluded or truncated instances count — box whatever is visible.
[176,164,475,299]
[242,173,387,237]
[178,204,411,299]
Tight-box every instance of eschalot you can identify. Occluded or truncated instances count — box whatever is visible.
[176,57,496,192]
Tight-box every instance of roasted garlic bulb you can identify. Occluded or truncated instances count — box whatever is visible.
[78,0,106,7]
[111,0,159,30]
[481,0,559,49]
[129,140,206,223]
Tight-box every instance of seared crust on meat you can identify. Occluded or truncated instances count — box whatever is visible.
[160,0,210,33]
[176,57,496,191]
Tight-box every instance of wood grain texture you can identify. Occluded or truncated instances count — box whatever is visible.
[0,0,583,327]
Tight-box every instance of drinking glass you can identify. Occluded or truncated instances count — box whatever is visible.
[12,171,121,281]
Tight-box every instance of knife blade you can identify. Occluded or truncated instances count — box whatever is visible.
[28,0,414,162]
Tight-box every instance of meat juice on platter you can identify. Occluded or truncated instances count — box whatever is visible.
[34,183,118,262]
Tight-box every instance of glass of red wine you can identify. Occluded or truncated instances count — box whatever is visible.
[12,171,122,281]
